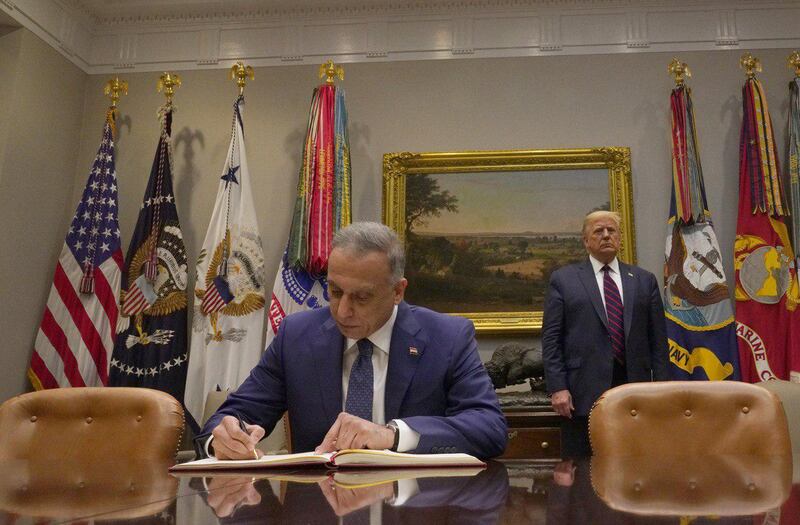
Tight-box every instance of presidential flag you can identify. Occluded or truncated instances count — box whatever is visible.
[734,72,800,383]
[28,110,123,389]
[663,82,739,381]
[109,104,189,399]
[185,96,266,430]
[266,67,352,347]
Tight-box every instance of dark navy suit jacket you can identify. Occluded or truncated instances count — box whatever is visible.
[542,259,669,416]
[197,301,507,459]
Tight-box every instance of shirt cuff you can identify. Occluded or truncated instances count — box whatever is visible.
[393,419,420,452]
[204,435,214,458]
[391,478,420,506]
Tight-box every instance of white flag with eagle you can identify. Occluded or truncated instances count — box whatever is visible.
[184,96,266,430]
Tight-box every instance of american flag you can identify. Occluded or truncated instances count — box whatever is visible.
[28,115,123,389]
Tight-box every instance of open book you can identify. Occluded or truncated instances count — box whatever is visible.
[169,449,485,472]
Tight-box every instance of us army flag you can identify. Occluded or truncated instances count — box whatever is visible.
[266,76,351,347]
[663,84,739,381]
[109,103,189,399]
[735,75,800,383]
[185,96,266,430]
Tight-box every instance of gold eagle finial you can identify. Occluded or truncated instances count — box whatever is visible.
[229,62,254,95]
[157,72,182,103]
[739,52,762,78]
[319,59,344,85]
[668,58,691,86]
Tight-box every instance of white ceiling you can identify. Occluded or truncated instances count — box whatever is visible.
[3,0,800,73]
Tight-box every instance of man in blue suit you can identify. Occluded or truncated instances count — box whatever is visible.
[196,222,507,460]
[542,211,668,457]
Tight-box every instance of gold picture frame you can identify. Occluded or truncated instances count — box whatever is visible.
[382,147,635,334]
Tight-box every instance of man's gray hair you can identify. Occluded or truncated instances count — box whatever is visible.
[331,222,405,283]
[582,210,621,235]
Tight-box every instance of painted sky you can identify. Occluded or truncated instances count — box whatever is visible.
[412,169,609,235]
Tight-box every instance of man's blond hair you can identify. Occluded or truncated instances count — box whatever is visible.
[582,210,621,236]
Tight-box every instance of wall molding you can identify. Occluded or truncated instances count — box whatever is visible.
[1,1,798,74]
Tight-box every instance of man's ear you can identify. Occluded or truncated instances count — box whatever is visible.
[393,278,408,304]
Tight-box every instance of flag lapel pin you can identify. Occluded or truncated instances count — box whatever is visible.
[408,346,419,357]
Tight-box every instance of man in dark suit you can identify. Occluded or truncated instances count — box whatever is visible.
[542,211,668,457]
[196,222,507,460]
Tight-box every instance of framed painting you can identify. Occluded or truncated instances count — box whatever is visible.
[382,148,635,334]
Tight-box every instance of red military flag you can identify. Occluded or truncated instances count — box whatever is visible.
[734,66,800,383]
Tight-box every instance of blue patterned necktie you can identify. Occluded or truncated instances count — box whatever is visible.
[345,338,374,421]
[602,265,626,365]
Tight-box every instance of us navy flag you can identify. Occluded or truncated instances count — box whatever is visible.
[109,104,189,399]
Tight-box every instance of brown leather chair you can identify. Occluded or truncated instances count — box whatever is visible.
[589,381,791,457]
[0,387,184,463]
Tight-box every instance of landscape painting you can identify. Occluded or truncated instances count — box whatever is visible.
[382,148,634,333]
[403,170,607,314]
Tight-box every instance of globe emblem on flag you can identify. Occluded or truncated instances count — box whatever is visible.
[739,245,791,304]
[280,252,329,309]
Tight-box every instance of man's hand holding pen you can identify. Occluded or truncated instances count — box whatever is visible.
[211,415,265,460]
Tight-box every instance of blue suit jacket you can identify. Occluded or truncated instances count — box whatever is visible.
[542,259,669,416]
[197,302,507,459]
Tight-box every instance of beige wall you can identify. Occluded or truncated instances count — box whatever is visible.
[1,44,796,401]
[0,28,87,402]
[76,49,794,355]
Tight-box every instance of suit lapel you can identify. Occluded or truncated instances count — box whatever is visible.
[312,313,345,424]
[620,262,636,341]
[577,259,608,329]
[384,302,424,422]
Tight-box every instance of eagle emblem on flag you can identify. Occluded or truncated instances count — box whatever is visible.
[194,228,265,343]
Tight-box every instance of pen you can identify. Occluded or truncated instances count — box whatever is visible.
[237,414,259,460]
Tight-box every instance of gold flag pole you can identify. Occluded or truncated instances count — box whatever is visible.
[157,72,181,103]
[668,58,691,86]
[319,59,344,84]
[789,51,800,77]
[103,77,127,133]
[740,52,762,78]
[229,62,254,95]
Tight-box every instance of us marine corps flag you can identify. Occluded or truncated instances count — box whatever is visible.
[663,61,739,381]
[185,94,266,430]
[734,54,800,383]
[266,60,352,347]
[109,99,189,399]
[29,106,123,389]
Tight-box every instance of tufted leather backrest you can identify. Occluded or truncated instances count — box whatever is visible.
[589,381,791,456]
[0,387,184,463]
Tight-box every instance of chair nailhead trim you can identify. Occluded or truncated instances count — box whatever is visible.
[29,416,37,422]
[742,406,750,414]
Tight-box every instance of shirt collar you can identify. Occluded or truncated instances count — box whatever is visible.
[589,255,620,275]
[346,304,398,355]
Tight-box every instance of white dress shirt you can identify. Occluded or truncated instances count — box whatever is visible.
[589,255,624,309]
[342,304,420,452]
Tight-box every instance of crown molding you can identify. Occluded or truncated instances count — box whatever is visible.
[2,0,799,74]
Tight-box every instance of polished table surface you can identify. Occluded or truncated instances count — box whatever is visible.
[0,455,797,524]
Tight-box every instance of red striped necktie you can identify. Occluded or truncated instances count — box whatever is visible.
[602,265,625,364]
